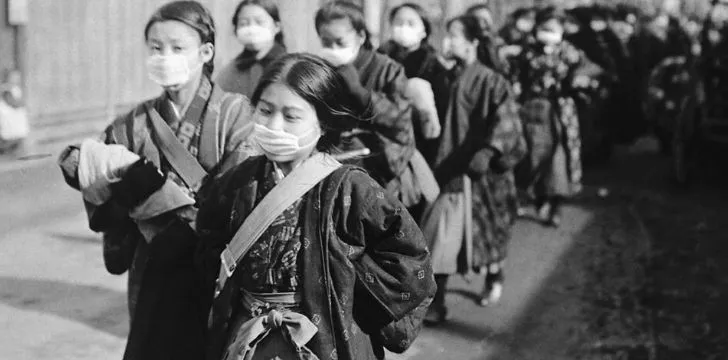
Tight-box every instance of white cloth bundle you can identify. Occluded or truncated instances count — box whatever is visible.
[405,78,441,139]
[77,139,140,205]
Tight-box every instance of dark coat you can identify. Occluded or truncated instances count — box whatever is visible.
[215,43,287,98]
[198,156,436,360]
[340,48,416,188]
[431,61,526,266]
[377,41,446,84]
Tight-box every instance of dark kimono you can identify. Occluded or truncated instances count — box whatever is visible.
[377,41,446,84]
[514,41,600,198]
[422,61,526,274]
[60,78,254,360]
[215,43,287,98]
[340,48,414,184]
[197,156,436,360]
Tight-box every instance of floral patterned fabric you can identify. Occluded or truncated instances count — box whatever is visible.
[514,41,591,197]
[237,161,304,294]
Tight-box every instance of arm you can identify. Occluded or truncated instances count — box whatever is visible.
[434,74,526,184]
[332,170,436,335]
[338,62,416,183]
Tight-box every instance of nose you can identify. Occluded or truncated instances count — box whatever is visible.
[262,111,285,131]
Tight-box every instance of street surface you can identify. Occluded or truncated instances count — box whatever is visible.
[0,139,725,359]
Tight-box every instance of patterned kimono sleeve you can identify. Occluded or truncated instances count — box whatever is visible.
[333,169,436,335]
[215,94,255,177]
[564,42,603,85]
[365,63,416,182]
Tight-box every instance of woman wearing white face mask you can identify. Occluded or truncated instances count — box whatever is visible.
[378,3,444,83]
[514,7,601,228]
[215,0,286,98]
[56,2,254,359]
[314,2,433,217]
[377,3,445,211]
[199,53,435,360]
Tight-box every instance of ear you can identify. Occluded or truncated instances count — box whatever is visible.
[273,21,282,37]
[356,29,368,46]
[200,43,215,63]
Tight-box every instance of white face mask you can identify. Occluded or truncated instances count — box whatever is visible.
[516,19,534,32]
[391,25,425,49]
[590,20,607,32]
[146,52,201,87]
[236,25,275,50]
[319,46,359,67]
[536,30,563,46]
[251,123,321,162]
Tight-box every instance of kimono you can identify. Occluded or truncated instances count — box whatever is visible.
[377,41,446,167]
[59,77,253,360]
[422,61,526,274]
[215,43,287,98]
[197,155,436,360]
[377,41,446,84]
[514,41,600,198]
[340,48,425,207]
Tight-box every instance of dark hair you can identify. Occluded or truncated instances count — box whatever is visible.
[144,1,216,76]
[447,15,507,73]
[251,53,361,152]
[466,3,494,32]
[512,7,536,22]
[232,0,285,45]
[389,3,433,41]
[535,6,565,30]
[315,1,373,50]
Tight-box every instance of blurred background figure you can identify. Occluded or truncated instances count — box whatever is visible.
[215,0,286,98]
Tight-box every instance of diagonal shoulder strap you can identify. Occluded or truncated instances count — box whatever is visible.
[215,153,342,297]
[146,104,208,190]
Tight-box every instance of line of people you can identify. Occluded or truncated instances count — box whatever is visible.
[52,0,666,359]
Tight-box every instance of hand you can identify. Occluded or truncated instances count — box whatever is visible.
[110,158,166,208]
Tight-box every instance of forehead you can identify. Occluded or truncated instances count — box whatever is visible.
[538,19,563,30]
[447,21,466,36]
[393,7,422,22]
[238,4,273,20]
[318,17,356,38]
[259,82,314,111]
[147,20,200,43]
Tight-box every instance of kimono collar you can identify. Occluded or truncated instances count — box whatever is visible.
[235,42,287,72]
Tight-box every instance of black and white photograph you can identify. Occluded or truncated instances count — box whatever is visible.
[0,0,726,359]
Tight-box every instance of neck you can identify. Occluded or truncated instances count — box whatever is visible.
[402,42,420,53]
[166,72,203,112]
[276,150,316,177]
[253,41,276,60]
[459,51,478,66]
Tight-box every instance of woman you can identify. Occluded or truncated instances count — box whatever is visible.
[57,2,253,358]
[315,2,437,215]
[466,4,509,75]
[215,0,286,98]
[198,53,435,360]
[514,7,599,227]
[376,3,443,172]
[377,3,445,84]
[421,15,526,323]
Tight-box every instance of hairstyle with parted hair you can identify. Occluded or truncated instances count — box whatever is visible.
[251,53,363,152]
[144,1,216,76]
[388,2,433,41]
[232,0,285,45]
[315,1,373,49]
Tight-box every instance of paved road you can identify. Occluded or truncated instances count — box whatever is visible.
[0,144,664,360]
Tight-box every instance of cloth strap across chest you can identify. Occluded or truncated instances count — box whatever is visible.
[216,153,343,298]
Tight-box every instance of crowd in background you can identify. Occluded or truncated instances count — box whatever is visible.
[55,0,728,359]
